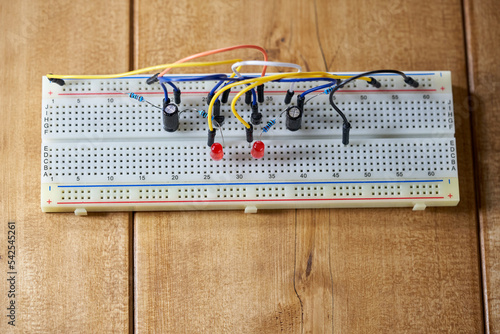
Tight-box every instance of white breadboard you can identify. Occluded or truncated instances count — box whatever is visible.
[41,72,459,214]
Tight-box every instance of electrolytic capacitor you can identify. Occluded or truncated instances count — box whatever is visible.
[285,105,302,131]
[162,103,179,132]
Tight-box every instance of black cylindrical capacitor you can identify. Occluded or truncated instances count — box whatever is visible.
[162,103,179,132]
[285,105,302,131]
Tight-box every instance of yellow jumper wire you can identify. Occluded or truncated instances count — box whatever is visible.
[207,72,372,131]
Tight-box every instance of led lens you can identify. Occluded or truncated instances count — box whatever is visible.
[251,141,265,159]
[210,143,224,161]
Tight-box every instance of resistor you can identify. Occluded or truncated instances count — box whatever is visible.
[323,87,334,95]
[123,92,161,110]
[198,109,209,118]
[324,79,342,95]
[195,109,218,121]
[197,109,216,120]
[128,92,144,102]
[261,119,276,133]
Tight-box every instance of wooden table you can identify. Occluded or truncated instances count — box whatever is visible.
[0,0,497,332]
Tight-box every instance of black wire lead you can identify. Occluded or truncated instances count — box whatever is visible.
[329,70,419,145]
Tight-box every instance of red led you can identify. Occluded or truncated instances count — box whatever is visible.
[210,143,224,161]
[251,141,265,159]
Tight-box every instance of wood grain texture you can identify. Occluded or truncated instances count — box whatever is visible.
[464,0,500,331]
[316,1,483,332]
[134,211,300,333]
[134,0,483,332]
[0,0,131,332]
[294,210,333,333]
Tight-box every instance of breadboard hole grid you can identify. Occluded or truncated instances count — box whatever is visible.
[41,72,459,212]
[43,73,452,140]
[53,183,444,201]
[43,139,456,181]
[54,75,436,93]
[43,99,453,138]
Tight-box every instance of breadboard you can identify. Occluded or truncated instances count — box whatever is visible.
[41,72,459,213]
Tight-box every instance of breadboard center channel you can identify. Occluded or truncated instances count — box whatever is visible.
[41,72,459,213]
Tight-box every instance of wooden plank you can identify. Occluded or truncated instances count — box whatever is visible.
[294,210,333,333]
[317,0,483,331]
[0,1,131,332]
[464,0,500,331]
[134,211,300,333]
[330,209,482,332]
[134,0,482,332]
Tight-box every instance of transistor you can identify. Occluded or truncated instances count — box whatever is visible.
[213,99,224,126]
[251,104,262,125]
